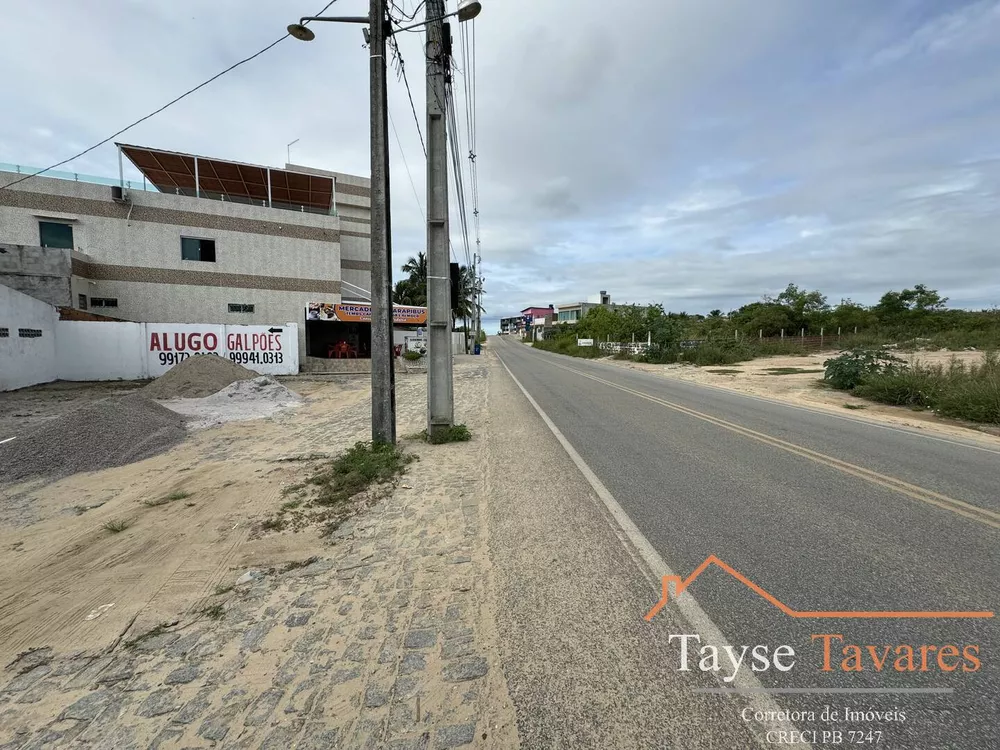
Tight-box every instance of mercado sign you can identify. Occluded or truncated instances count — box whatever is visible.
[306,303,428,325]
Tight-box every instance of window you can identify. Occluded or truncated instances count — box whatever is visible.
[181,237,216,262]
[90,298,118,308]
[39,221,74,249]
[228,303,255,313]
[78,294,88,310]
[18,328,43,338]
[0,328,8,338]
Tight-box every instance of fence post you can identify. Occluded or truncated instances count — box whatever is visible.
[854,326,858,334]
[801,328,805,340]
[781,329,784,339]
[820,327,824,349]
[759,329,763,339]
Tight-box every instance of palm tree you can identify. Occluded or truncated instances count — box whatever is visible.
[394,253,428,306]
[453,264,485,351]
[401,252,427,286]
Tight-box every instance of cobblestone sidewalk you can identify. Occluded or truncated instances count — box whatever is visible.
[0,362,518,749]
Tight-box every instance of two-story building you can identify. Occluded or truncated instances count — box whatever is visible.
[0,144,374,368]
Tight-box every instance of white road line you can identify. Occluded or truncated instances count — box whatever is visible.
[495,347,809,750]
[0,437,16,445]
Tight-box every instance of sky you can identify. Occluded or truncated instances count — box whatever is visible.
[3,0,999,331]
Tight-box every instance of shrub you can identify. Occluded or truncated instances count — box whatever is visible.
[823,348,906,390]
[849,351,1000,424]
[403,350,423,361]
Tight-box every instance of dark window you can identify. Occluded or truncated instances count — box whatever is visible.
[181,237,216,262]
[0,328,9,338]
[228,303,255,313]
[39,221,74,249]
[78,293,88,310]
[90,298,118,308]
[18,328,43,338]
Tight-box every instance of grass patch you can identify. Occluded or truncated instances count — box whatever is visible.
[842,403,867,410]
[706,369,742,375]
[142,497,170,507]
[166,491,192,501]
[307,441,414,507]
[212,584,234,596]
[281,499,303,511]
[102,519,131,534]
[764,367,826,375]
[123,622,175,650]
[424,424,472,445]
[200,604,225,621]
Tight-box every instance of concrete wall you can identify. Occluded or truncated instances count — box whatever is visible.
[0,244,72,307]
[56,320,146,381]
[0,284,58,390]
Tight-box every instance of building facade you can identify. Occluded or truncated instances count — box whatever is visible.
[0,144,372,366]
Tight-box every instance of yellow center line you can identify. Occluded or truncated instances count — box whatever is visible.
[533,354,1000,530]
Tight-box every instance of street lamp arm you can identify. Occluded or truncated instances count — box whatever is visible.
[299,15,372,24]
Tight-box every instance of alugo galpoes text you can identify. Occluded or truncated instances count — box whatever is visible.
[148,332,283,352]
[669,634,981,683]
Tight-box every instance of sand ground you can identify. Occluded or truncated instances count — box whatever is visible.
[0,364,518,749]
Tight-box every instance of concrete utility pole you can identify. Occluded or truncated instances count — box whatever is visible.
[369,0,396,444]
[426,0,454,437]
[473,252,482,349]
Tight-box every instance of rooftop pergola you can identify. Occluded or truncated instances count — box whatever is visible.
[116,143,336,214]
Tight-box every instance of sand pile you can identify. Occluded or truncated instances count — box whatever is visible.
[159,376,303,430]
[0,394,187,484]
[142,355,258,399]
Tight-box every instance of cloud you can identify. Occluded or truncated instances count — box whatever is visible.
[1,0,998,325]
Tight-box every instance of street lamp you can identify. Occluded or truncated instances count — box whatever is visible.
[286,2,482,446]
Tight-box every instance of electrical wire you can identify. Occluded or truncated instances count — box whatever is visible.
[0,0,342,192]
[387,35,426,157]
[388,109,423,219]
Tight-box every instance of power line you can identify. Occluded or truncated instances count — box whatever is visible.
[387,35,426,157]
[0,0,342,192]
[388,109,423,219]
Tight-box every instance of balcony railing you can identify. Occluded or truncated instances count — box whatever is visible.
[0,164,336,216]
[0,163,158,192]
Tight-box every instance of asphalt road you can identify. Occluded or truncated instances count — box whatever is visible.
[491,338,998,750]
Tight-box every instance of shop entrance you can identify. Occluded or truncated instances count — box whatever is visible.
[305,320,372,359]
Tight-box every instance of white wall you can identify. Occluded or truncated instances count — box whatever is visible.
[54,321,300,381]
[0,285,58,391]
[56,320,146,381]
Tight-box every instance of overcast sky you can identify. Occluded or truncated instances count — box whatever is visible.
[3,0,999,326]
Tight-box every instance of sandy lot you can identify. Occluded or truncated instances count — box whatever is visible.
[0,364,518,748]
[0,376,369,662]
[609,349,1000,445]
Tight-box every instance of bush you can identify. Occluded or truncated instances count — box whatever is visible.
[531,338,602,359]
[823,348,906,390]
[849,351,1000,424]
[403,350,423,361]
